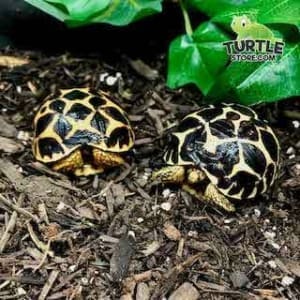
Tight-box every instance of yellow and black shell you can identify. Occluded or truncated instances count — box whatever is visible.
[33,88,134,163]
[163,103,280,200]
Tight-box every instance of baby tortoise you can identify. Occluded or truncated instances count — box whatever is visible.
[152,103,280,211]
[33,88,134,176]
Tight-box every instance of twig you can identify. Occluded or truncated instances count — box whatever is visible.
[0,293,23,299]
[114,163,135,183]
[69,284,82,300]
[151,253,202,299]
[34,240,51,272]
[38,270,59,300]
[198,289,243,295]
[0,209,17,253]
[147,109,164,135]
[177,238,185,257]
[0,194,38,222]
[27,223,54,257]
[0,279,10,290]
[82,180,114,203]
[149,91,172,112]
[283,110,300,120]
[196,279,238,294]
[0,195,24,253]
[0,275,45,285]
[122,270,153,297]
[48,177,81,192]
[52,269,83,292]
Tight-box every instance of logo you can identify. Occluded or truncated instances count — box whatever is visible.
[223,15,285,62]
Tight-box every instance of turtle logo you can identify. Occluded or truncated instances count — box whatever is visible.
[223,15,285,62]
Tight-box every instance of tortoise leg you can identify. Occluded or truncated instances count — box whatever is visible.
[204,183,235,212]
[186,168,206,184]
[152,166,185,184]
[93,148,125,168]
[52,148,125,177]
[52,149,84,173]
[182,183,235,212]
[75,149,125,176]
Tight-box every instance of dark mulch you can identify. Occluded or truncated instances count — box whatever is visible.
[0,49,299,300]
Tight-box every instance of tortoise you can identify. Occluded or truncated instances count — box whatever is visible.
[152,103,280,211]
[32,88,134,176]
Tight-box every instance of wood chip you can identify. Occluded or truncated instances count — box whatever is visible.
[254,289,280,297]
[120,294,133,300]
[26,247,45,261]
[0,55,30,68]
[168,282,199,300]
[176,238,184,257]
[77,206,98,220]
[128,59,159,80]
[0,116,17,137]
[0,197,21,253]
[163,222,181,241]
[47,287,73,299]
[230,271,249,288]
[99,235,119,244]
[0,275,45,286]
[185,240,211,252]
[0,136,24,153]
[106,187,115,217]
[133,270,152,282]
[27,223,54,257]
[196,280,228,291]
[110,232,136,282]
[141,240,161,256]
[151,253,202,299]
[0,159,24,183]
[38,270,59,300]
[20,176,70,204]
[111,183,125,207]
[136,282,150,300]
[0,160,69,205]
[28,162,68,180]
[0,194,37,222]
[147,108,164,135]
[122,270,152,298]
[280,258,300,277]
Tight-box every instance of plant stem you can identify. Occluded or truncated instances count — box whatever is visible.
[179,0,193,36]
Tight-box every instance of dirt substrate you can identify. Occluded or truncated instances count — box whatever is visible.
[0,49,299,300]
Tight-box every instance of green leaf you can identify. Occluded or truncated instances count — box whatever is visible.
[25,0,69,22]
[188,0,300,27]
[187,0,258,18]
[257,0,300,26]
[167,22,230,94]
[25,0,163,27]
[46,0,110,21]
[85,0,162,27]
[207,43,300,105]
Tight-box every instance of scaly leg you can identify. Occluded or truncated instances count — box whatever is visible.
[204,183,235,212]
[152,165,185,184]
[52,149,84,173]
[75,148,125,177]
[93,148,125,168]
[182,182,235,212]
[186,168,206,184]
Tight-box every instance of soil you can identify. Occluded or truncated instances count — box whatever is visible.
[0,48,299,300]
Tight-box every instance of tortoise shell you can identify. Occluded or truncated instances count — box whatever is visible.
[33,88,134,163]
[163,103,280,200]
